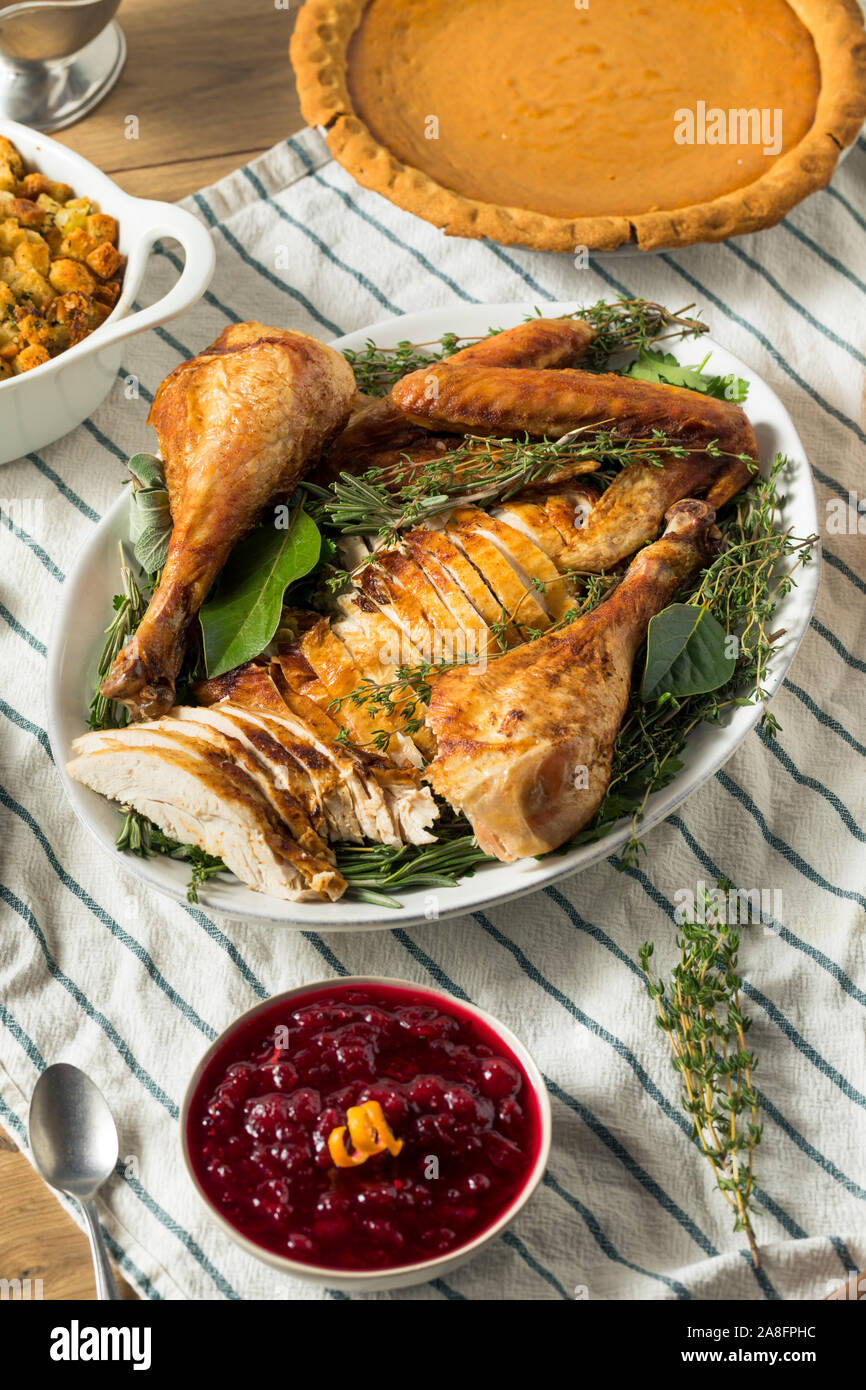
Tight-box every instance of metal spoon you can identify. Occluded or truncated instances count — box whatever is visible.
[28,1063,122,1300]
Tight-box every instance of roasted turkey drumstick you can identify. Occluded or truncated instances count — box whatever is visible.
[100,323,356,721]
[425,500,722,862]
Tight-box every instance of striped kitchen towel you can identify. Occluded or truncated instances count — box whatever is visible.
[1,124,864,1301]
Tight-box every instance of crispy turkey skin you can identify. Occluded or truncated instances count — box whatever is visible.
[425,500,722,861]
[100,323,355,722]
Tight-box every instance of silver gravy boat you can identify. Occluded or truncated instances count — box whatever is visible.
[0,0,125,130]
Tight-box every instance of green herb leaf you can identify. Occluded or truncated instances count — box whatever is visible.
[642,603,736,702]
[127,452,165,490]
[639,889,763,1266]
[702,373,750,403]
[627,348,749,403]
[128,453,172,574]
[628,348,710,392]
[199,506,321,679]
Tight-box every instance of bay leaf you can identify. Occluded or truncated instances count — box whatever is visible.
[200,507,321,679]
[641,603,736,702]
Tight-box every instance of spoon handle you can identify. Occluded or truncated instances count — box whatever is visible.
[81,1198,122,1300]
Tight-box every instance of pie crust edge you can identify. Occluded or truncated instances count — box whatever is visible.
[290,0,866,252]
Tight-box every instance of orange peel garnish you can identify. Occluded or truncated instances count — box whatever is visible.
[327,1101,403,1168]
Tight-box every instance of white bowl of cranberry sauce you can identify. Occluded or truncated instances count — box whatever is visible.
[181,977,552,1292]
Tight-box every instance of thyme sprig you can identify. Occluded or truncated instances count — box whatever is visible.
[304,429,752,546]
[639,893,763,1266]
[329,655,491,753]
[87,543,149,731]
[341,298,707,396]
[580,297,707,367]
[342,331,464,397]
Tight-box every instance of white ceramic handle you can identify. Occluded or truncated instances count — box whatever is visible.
[94,199,216,350]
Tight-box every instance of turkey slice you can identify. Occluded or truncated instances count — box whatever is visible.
[67,731,345,902]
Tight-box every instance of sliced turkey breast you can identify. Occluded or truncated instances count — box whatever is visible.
[67,731,345,902]
[445,510,550,639]
[89,716,333,864]
[356,560,437,660]
[329,594,433,764]
[369,551,454,657]
[401,531,494,660]
[195,663,437,845]
[408,525,508,641]
[166,705,334,846]
[332,593,416,682]
[494,484,598,568]
[266,672,436,843]
[297,617,421,767]
[190,664,362,839]
[375,549,475,662]
[452,507,574,622]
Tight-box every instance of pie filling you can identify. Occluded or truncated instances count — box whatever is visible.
[347,0,821,219]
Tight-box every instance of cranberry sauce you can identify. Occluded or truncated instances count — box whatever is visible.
[186,982,542,1270]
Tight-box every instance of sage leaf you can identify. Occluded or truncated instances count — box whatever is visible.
[642,603,736,702]
[128,453,172,574]
[200,506,321,679]
[128,452,165,490]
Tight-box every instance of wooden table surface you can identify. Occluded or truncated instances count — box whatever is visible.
[55,0,304,202]
[0,0,305,1302]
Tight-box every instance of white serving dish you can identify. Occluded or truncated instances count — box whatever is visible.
[0,118,215,464]
[45,303,821,931]
[179,977,553,1293]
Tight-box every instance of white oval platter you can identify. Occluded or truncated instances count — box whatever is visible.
[45,303,821,930]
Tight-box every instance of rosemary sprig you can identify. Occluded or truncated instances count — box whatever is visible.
[304,429,751,546]
[88,543,149,731]
[340,298,707,396]
[116,804,489,909]
[335,827,493,908]
[639,892,763,1266]
[116,809,227,903]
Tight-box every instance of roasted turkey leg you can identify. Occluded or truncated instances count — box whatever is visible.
[100,323,356,721]
[425,499,721,861]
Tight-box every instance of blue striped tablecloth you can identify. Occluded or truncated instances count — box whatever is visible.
[0,126,864,1300]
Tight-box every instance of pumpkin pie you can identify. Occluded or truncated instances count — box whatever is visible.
[291,0,866,251]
